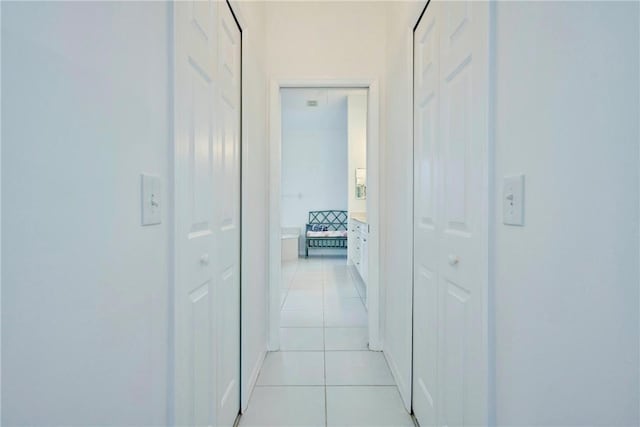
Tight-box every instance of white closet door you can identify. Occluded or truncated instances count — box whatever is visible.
[174,1,219,425]
[174,1,241,426]
[413,1,490,425]
[413,1,441,424]
[215,3,241,427]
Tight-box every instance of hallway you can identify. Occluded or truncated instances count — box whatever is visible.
[240,256,413,426]
[2,1,639,425]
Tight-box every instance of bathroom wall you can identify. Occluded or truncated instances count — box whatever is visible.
[281,89,348,255]
[347,93,367,216]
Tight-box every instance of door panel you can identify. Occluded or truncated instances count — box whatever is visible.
[442,62,471,233]
[216,4,241,427]
[438,1,488,424]
[175,2,241,426]
[413,267,438,425]
[190,64,215,230]
[413,1,490,426]
[191,281,213,425]
[413,3,440,425]
[174,1,217,425]
[443,281,470,427]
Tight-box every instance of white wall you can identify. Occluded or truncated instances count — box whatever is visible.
[384,0,640,423]
[493,2,639,424]
[2,2,170,424]
[383,0,426,410]
[231,0,269,412]
[1,4,4,421]
[281,90,348,254]
[348,93,367,215]
[1,4,4,422]
[265,1,388,80]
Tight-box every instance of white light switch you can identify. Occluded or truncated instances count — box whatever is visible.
[141,174,161,226]
[503,174,525,226]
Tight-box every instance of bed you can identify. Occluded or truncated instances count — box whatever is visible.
[305,210,348,258]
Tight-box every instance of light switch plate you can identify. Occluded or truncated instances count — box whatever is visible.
[503,174,525,226]
[141,174,161,226]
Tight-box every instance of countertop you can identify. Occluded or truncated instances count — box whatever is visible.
[350,212,367,224]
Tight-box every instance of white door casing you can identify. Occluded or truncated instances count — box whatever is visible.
[173,1,241,426]
[267,80,381,351]
[413,1,491,425]
[216,4,241,427]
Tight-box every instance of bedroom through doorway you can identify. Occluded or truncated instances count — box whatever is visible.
[257,84,392,402]
[245,84,404,422]
[278,88,369,352]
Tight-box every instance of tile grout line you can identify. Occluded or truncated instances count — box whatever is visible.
[322,256,329,427]
[265,349,370,353]
[252,256,412,425]
[279,259,299,310]
[254,384,399,388]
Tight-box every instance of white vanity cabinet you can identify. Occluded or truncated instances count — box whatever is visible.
[348,217,369,294]
[348,220,359,270]
[360,229,368,284]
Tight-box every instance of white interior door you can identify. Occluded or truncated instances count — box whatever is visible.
[174,1,219,425]
[174,1,241,426]
[413,1,490,425]
[215,4,241,427]
[413,2,441,424]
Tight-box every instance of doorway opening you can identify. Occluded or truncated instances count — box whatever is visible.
[278,87,368,348]
[268,80,381,352]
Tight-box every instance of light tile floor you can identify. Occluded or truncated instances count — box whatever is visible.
[241,255,414,427]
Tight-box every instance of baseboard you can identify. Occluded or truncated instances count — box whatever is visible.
[241,349,266,412]
[384,349,411,412]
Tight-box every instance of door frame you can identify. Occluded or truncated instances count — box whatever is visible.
[268,78,382,351]
[226,0,244,420]
[224,0,261,414]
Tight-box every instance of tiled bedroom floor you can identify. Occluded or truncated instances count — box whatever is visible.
[240,255,414,427]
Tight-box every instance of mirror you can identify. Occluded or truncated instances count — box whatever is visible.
[355,168,367,200]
